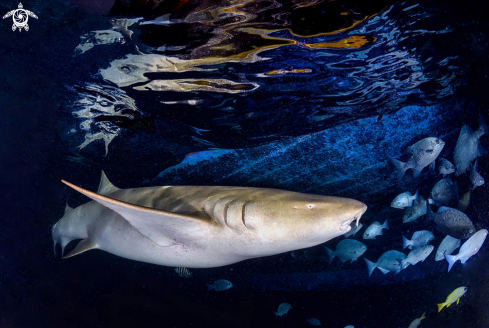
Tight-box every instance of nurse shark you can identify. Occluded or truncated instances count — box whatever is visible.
[52,172,367,268]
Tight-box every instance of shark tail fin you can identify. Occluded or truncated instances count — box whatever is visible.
[437,302,446,313]
[324,247,335,264]
[402,235,410,249]
[445,254,457,272]
[364,258,376,277]
[390,158,408,181]
[63,238,98,259]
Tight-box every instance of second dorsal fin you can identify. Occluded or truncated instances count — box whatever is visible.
[97,170,120,195]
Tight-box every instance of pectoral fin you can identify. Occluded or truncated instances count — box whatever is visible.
[62,180,212,247]
[63,238,98,259]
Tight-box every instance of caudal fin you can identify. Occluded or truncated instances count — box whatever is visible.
[437,302,446,313]
[364,258,377,277]
[421,312,426,320]
[383,219,389,230]
[445,254,458,272]
[390,158,408,181]
[402,235,411,249]
[207,283,213,291]
[324,247,335,264]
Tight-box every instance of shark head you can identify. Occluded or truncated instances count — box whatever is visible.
[237,191,367,256]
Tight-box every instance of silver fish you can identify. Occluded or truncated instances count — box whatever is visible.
[391,190,419,209]
[364,250,407,276]
[175,267,192,278]
[207,279,233,291]
[52,172,367,268]
[426,204,475,239]
[445,229,488,271]
[274,303,291,317]
[408,313,426,328]
[469,159,485,190]
[401,244,434,269]
[402,196,427,223]
[435,235,461,261]
[324,239,367,263]
[402,230,434,249]
[457,190,471,213]
[343,222,364,238]
[363,220,389,239]
[391,137,445,180]
[454,114,488,175]
[438,158,455,177]
[429,177,459,207]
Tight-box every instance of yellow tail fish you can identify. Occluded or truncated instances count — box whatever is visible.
[437,287,468,312]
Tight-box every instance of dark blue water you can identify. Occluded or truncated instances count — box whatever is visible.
[1,0,489,327]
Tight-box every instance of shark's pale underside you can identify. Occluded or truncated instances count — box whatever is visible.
[52,172,367,268]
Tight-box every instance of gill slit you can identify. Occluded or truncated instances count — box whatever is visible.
[223,201,230,228]
[242,201,249,229]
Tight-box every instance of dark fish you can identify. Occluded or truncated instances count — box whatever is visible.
[426,203,475,239]
[429,177,459,207]
[457,190,471,213]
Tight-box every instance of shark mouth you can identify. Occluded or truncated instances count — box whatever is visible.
[340,215,361,232]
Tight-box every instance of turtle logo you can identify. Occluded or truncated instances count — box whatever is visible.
[3,3,38,32]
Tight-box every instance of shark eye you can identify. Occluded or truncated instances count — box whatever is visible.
[307,204,314,209]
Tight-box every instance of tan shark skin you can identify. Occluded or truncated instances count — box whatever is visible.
[52,172,367,268]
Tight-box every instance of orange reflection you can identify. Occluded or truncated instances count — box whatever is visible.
[304,35,377,49]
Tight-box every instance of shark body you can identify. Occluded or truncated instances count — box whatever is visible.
[52,172,367,268]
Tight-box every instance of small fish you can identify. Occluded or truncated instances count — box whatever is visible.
[402,230,434,249]
[391,190,419,209]
[408,313,426,328]
[364,250,407,276]
[426,204,475,239]
[274,303,291,317]
[401,245,434,269]
[469,159,485,190]
[457,190,471,213]
[402,196,427,223]
[439,158,455,177]
[437,287,468,312]
[391,137,445,180]
[307,318,321,325]
[343,222,364,238]
[175,267,192,278]
[324,239,367,263]
[445,229,488,271]
[429,177,459,207]
[454,113,488,175]
[435,235,461,261]
[363,220,389,239]
[207,279,233,291]
[344,326,354,328]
